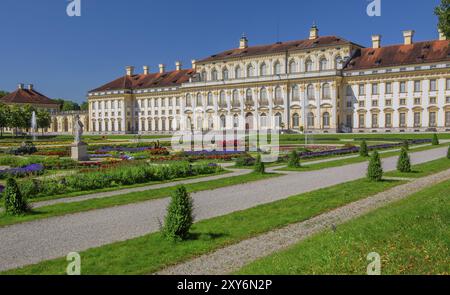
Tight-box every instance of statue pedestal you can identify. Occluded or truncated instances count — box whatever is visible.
[71,142,89,161]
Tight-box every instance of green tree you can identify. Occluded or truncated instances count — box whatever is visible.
[0,90,9,99]
[254,154,265,174]
[162,186,194,241]
[432,134,440,146]
[359,140,369,157]
[367,151,383,182]
[8,105,26,136]
[80,101,89,111]
[0,103,10,137]
[37,109,51,134]
[62,100,81,112]
[4,178,29,216]
[435,0,450,38]
[397,148,411,173]
[288,150,301,168]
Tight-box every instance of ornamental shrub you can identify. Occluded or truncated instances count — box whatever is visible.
[162,186,193,242]
[254,154,265,174]
[367,151,383,182]
[397,148,411,173]
[4,178,29,216]
[447,145,450,159]
[359,140,369,157]
[402,140,409,151]
[235,155,255,167]
[432,134,439,146]
[287,150,301,168]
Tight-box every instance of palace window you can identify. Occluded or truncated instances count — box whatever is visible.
[446,96,450,103]
[429,97,437,104]
[211,69,218,81]
[235,66,242,79]
[399,113,406,127]
[207,92,214,106]
[305,59,313,72]
[372,100,378,107]
[414,97,421,105]
[400,98,406,106]
[359,101,365,108]
[385,113,392,128]
[307,84,315,100]
[322,83,331,99]
[260,113,267,128]
[232,90,240,107]
[399,81,407,93]
[372,83,379,95]
[359,84,365,96]
[289,60,298,73]
[335,56,342,69]
[319,58,328,71]
[196,93,203,106]
[260,88,269,106]
[385,82,392,94]
[446,111,450,127]
[260,63,267,76]
[245,89,254,105]
[323,112,330,128]
[414,80,421,92]
[429,112,437,127]
[291,85,300,101]
[385,99,392,106]
[372,113,378,128]
[414,112,421,127]
[307,112,315,128]
[358,114,365,128]
[219,91,227,108]
[274,87,283,105]
[346,86,353,96]
[222,68,229,80]
[247,64,255,77]
[220,115,226,128]
[274,62,282,75]
[430,79,437,91]
[292,113,299,128]
[186,94,192,107]
[201,71,207,82]
[447,78,450,90]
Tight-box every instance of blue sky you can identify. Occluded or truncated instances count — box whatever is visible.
[0,0,443,103]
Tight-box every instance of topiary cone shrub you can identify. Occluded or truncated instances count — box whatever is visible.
[254,154,265,174]
[162,186,194,242]
[359,140,369,157]
[287,150,301,168]
[447,145,450,159]
[4,178,29,216]
[432,134,439,146]
[397,148,411,173]
[367,151,383,182]
[402,140,409,151]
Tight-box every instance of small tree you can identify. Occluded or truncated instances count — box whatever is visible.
[367,151,383,182]
[397,148,411,173]
[254,154,265,174]
[4,178,29,216]
[447,145,450,159]
[359,140,369,157]
[402,140,409,151]
[162,186,194,241]
[288,150,301,168]
[432,134,440,146]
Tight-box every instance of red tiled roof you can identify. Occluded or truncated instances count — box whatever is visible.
[90,69,195,92]
[344,39,450,71]
[198,36,358,63]
[0,88,58,106]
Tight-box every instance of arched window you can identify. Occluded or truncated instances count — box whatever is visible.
[323,112,330,127]
[186,94,192,107]
[232,90,240,107]
[222,68,229,80]
[208,116,214,130]
[307,112,315,127]
[220,115,226,128]
[274,61,282,75]
[233,114,239,128]
[305,59,313,72]
[211,69,218,81]
[197,116,203,130]
[260,113,267,128]
[335,56,342,69]
[219,91,227,108]
[307,84,315,100]
[201,71,207,81]
[292,85,300,101]
[292,113,300,127]
[319,58,328,71]
[196,93,203,106]
[260,88,268,106]
[322,83,331,99]
[235,66,242,79]
[275,112,282,128]
[207,92,213,106]
[289,60,297,73]
[245,89,254,105]
[274,86,283,105]
[247,64,255,77]
[260,63,267,76]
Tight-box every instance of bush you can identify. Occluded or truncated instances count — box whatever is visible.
[254,154,265,174]
[8,141,37,155]
[367,151,383,182]
[397,148,411,173]
[432,134,439,146]
[447,145,450,159]
[287,150,301,168]
[359,140,369,157]
[4,178,29,216]
[402,140,409,151]
[235,155,255,167]
[162,186,193,241]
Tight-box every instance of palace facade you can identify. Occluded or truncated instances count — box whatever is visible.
[87,26,450,135]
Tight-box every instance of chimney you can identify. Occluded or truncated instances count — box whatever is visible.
[126,66,134,76]
[17,83,24,90]
[191,59,197,70]
[28,84,34,91]
[175,61,182,71]
[158,64,165,73]
[438,28,447,41]
[403,30,415,45]
[143,65,149,75]
[371,35,381,49]
[239,34,248,49]
[309,24,319,40]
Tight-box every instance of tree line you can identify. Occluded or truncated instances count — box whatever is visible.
[0,103,51,137]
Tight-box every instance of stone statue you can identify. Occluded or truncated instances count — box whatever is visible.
[73,115,84,145]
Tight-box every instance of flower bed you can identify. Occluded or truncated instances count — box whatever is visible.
[0,164,45,179]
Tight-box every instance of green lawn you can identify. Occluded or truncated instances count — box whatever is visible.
[3,178,404,274]
[236,180,450,275]
[0,172,279,227]
[385,157,450,178]
[278,133,450,142]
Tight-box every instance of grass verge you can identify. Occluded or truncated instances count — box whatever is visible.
[236,180,450,275]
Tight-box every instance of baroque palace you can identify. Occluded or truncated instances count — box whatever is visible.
[84,25,450,134]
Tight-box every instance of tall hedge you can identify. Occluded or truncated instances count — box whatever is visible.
[4,178,29,216]
[397,148,411,173]
[359,140,369,157]
[254,154,265,174]
[288,150,301,168]
[367,151,383,182]
[162,186,194,242]
[432,134,439,146]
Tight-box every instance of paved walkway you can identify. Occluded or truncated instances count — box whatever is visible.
[0,147,447,272]
[156,168,450,275]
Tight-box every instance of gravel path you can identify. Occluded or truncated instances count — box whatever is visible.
[156,168,450,275]
[0,147,447,272]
